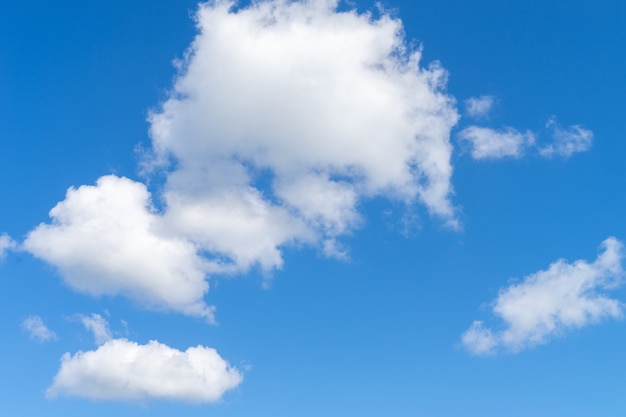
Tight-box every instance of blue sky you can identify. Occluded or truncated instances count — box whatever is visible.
[2,0,626,415]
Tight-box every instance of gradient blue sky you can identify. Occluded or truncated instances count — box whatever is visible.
[2,0,626,415]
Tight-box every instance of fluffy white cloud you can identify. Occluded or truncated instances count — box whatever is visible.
[464,95,494,119]
[77,313,112,345]
[462,238,624,355]
[47,338,243,403]
[22,315,57,342]
[540,117,593,158]
[162,185,312,272]
[458,126,534,159]
[148,0,460,258]
[23,0,463,315]
[0,233,15,259]
[23,175,215,321]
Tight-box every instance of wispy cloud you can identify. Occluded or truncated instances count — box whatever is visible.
[0,233,15,260]
[460,118,593,161]
[539,117,593,158]
[47,338,243,403]
[76,313,112,345]
[462,238,624,355]
[458,126,534,159]
[22,315,57,343]
[464,95,494,119]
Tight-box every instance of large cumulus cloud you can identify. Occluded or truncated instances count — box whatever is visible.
[24,0,460,316]
[147,0,460,267]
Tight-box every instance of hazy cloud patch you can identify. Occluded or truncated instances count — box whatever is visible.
[0,233,16,260]
[458,126,533,159]
[22,315,57,343]
[76,313,112,345]
[464,95,494,119]
[540,117,593,158]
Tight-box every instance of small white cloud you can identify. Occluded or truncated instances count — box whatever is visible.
[464,95,494,119]
[0,233,16,260]
[540,117,593,158]
[458,126,534,160]
[462,238,624,355]
[77,314,112,345]
[461,321,497,355]
[22,315,57,343]
[47,338,243,403]
[23,175,215,322]
[460,115,592,161]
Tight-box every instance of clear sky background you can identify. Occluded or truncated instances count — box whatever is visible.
[2,0,626,415]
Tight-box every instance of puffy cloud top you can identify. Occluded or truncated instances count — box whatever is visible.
[148,0,460,257]
[24,176,215,321]
[47,338,243,402]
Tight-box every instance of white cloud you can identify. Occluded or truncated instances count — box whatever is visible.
[22,315,57,342]
[0,233,15,259]
[46,338,243,403]
[147,0,460,255]
[461,116,593,161]
[464,95,494,119]
[162,185,312,272]
[458,126,534,159]
[24,0,463,313]
[462,238,625,355]
[23,175,215,322]
[77,313,112,345]
[461,321,496,355]
[540,117,593,158]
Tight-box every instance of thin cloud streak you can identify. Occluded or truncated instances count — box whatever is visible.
[459,118,593,161]
[458,126,533,159]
